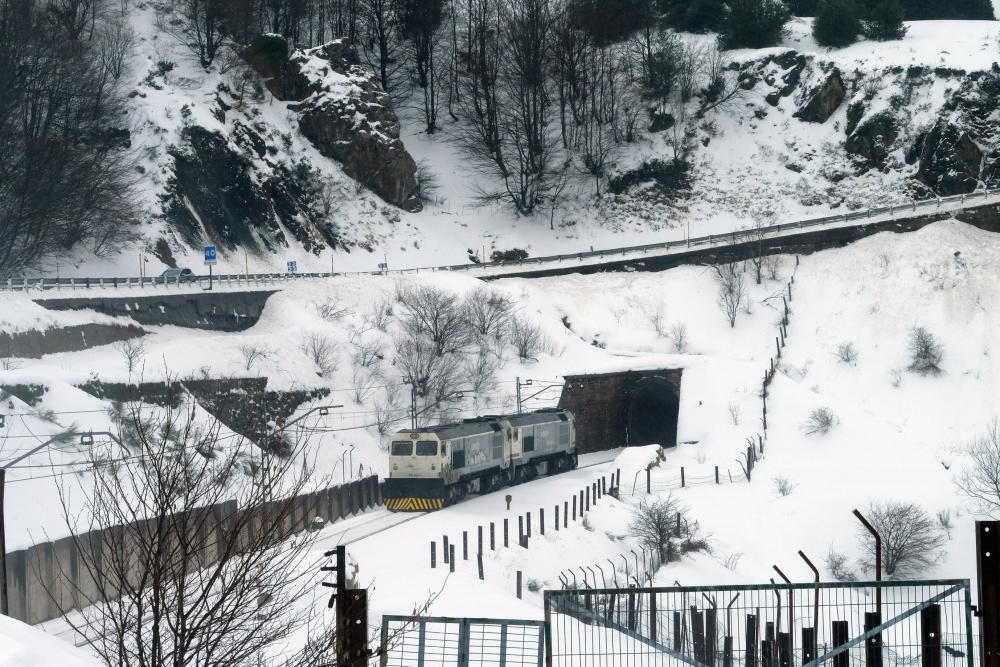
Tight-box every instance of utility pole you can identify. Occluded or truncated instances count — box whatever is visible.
[410,384,418,430]
[516,377,523,414]
[0,468,7,616]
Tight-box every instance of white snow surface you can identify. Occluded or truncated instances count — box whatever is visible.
[23,9,1000,280]
[0,614,101,667]
[5,219,1000,661]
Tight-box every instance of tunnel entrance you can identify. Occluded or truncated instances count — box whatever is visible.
[558,369,682,454]
[626,378,679,448]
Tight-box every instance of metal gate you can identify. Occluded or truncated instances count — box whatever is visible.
[379,615,544,667]
[544,579,976,667]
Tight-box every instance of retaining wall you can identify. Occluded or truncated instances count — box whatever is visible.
[4,475,382,625]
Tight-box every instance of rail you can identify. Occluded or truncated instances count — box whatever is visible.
[1,190,991,292]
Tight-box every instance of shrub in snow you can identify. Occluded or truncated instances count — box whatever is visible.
[719,0,790,49]
[857,501,946,578]
[238,343,269,371]
[366,297,393,331]
[670,323,689,353]
[527,578,542,593]
[462,347,501,394]
[957,419,1000,515]
[936,509,953,539]
[509,317,548,361]
[825,549,857,582]
[834,341,858,365]
[630,496,681,563]
[889,368,903,388]
[862,0,907,40]
[813,0,861,47]
[314,297,351,321]
[774,476,795,497]
[805,407,836,435]
[908,326,943,375]
[728,401,741,426]
[300,333,337,376]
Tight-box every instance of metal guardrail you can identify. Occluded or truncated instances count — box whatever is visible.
[2,190,991,292]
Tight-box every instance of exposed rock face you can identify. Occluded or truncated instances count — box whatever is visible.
[794,68,846,123]
[908,71,1000,195]
[737,50,808,106]
[164,123,337,255]
[246,36,420,211]
[913,120,983,194]
[846,111,899,171]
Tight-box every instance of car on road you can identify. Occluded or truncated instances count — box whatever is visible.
[160,268,195,283]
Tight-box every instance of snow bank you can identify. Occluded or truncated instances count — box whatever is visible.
[0,615,100,667]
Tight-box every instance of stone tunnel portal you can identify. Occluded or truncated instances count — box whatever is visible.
[558,369,682,454]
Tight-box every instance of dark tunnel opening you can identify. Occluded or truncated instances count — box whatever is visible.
[626,378,679,448]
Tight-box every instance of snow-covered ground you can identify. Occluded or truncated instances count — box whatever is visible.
[4,219,999,665]
[23,7,1000,280]
[0,614,101,667]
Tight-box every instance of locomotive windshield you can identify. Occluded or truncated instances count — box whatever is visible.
[415,441,438,456]
[390,441,413,456]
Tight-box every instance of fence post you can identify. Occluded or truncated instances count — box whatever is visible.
[585,487,590,512]
[647,468,651,493]
[477,526,483,555]
[715,466,720,484]
[490,522,495,551]
[504,518,509,548]
[979,520,1000,667]
[920,604,941,667]
[681,467,685,488]
[449,545,455,573]
[564,501,569,527]
[444,536,449,563]
[572,495,577,520]
[518,515,524,543]
[431,542,436,568]
[555,505,559,531]
[463,531,468,561]
[540,508,545,536]
[747,614,759,667]
[527,512,532,538]
[516,571,523,599]
[832,621,849,667]
[864,612,883,667]
[477,553,484,581]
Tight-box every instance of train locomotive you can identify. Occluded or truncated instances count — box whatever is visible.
[383,408,577,511]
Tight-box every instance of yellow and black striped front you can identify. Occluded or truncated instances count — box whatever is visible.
[386,497,444,512]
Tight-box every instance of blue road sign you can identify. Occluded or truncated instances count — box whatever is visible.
[287,260,298,273]
[204,245,218,265]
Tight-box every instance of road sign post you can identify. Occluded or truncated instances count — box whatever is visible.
[287,260,298,274]
[204,245,217,290]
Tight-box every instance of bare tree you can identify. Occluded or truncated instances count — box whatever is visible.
[957,419,1000,516]
[713,263,746,328]
[669,323,689,353]
[462,346,501,393]
[835,341,858,365]
[98,17,135,81]
[748,218,768,285]
[697,43,746,117]
[457,0,558,214]
[509,316,547,360]
[300,333,338,376]
[675,42,703,103]
[117,338,147,376]
[366,296,394,331]
[398,285,471,356]
[908,326,943,375]
[857,501,946,578]
[394,332,458,399]
[350,330,383,369]
[53,402,326,666]
[372,384,402,435]
[463,287,515,341]
[352,366,378,404]
[764,254,782,281]
[157,0,226,68]
[359,0,408,97]
[238,342,270,371]
[727,400,741,426]
[628,495,699,565]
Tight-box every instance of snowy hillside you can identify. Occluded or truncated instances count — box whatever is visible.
[4,219,999,661]
[16,2,1000,280]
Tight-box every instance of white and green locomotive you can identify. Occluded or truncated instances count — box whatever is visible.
[383,409,577,511]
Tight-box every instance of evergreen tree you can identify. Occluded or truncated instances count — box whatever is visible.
[863,0,907,40]
[681,0,726,32]
[812,0,860,46]
[789,0,819,15]
[569,0,657,46]
[719,0,791,49]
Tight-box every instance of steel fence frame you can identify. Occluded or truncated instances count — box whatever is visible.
[543,579,976,667]
[379,614,545,667]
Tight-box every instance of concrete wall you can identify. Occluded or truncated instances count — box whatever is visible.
[4,475,382,625]
[559,369,683,454]
[36,290,279,332]
[486,203,1000,279]
[0,323,146,358]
